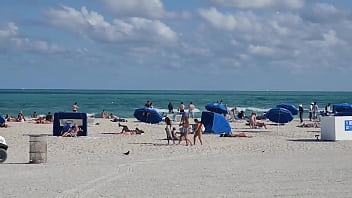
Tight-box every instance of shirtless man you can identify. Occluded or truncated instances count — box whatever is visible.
[72,102,79,112]
[179,102,185,113]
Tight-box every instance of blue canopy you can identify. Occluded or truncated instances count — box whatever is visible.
[134,107,162,124]
[266,107,293,124]
[276,103,298,115]
[0,115,5,124]
[53,112,88,136]
[332,103,352,113]
[205,103,228,114]
[201,111,232,134]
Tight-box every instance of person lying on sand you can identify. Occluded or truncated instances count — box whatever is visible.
[35,117,52,124]
[62,123,81,137]
[118,123,144,135]
[297,122,320,128]
[219,132,252,138]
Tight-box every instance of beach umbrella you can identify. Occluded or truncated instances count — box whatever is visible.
[332,103,352,113]
[205,103,228,115]
[133,107,162,124]
[276,103,298,115]
[266,107,293,124]
[201,112,232,134]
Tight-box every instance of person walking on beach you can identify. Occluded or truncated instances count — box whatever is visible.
[179,115,192,146]
[324,103,331,116]
[309,103,313,121]
[312,102,319,120]
[168,102,174,113]
[72,102,79,112]
[188,102,195,118]
[193,119,203,145]
[179,102,185,113]
[299,104,304,123]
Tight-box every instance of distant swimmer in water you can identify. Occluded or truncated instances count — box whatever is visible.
[72,102,79,112]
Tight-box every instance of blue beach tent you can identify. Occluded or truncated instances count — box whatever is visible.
[276,103,298,115]
[201,111,232,134]
[133,107,162,124]
[53,112,88,136]
[205,103,228,115]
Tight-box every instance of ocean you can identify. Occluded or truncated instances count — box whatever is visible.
[0,89,351,118]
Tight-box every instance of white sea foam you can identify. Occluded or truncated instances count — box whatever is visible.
[154,108,201,113]
[236,107,270,113]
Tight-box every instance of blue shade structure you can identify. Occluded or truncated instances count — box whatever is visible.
[332,103,352,113]
[266,107,293,124]
[53,112,88,136]
[276,103,298,115]
[205,103,228,115]
[201,112,232,134]
[133,107,162,124]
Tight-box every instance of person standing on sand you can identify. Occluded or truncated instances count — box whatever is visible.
[168,102,174,113]
[72,102,79,112]
[299,104,304,123]
[309,103,313,121]
[193,119,203,145]
[188,102,195,118]
[179,115,192,146]
[179,102,185,113]
[312,102,319,120]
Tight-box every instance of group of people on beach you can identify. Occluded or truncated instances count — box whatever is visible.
[164,114,203,146]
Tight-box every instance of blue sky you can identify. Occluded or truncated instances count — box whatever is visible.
[1,0,352,91]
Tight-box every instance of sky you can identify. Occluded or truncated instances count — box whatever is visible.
[1,0,352,91]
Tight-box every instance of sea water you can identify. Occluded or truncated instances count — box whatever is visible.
[0,89,351,118]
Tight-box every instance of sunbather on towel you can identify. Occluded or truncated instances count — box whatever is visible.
[220,132,252,137]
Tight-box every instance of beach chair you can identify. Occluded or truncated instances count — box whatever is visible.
[174,114,182,123]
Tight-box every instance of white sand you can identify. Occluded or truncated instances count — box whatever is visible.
[1,118,352,198]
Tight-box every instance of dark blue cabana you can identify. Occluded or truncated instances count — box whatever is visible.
[134,107,162,124]
[276,103,298,115]
[53,112,88,136]
[205,103,228,115]
[266,107,293,124]
[201,111,232,134]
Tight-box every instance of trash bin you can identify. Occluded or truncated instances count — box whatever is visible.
[29,135,47,164]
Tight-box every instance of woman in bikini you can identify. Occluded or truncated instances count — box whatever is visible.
[193,119,203,145]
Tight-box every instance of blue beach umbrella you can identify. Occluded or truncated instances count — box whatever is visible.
[133,107,162,124]
[266,107,293,124]
[332,103,352,113]
[276,103,298,115]
[205,103,228,115]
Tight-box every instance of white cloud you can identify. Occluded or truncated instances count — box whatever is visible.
[313,3,338,16]
[309,30,345,47]
[0,22,18,38]
[248,44,275,56]
[99,0,165,18]
[199,8,261,32]
[47,5,178,44]
[199,8,236,31]
[0,22,66,53]
[208,0,305,10]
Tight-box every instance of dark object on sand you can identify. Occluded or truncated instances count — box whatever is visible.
[123,151,130,155]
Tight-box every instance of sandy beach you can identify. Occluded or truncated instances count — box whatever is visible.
[1,118,352,198]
